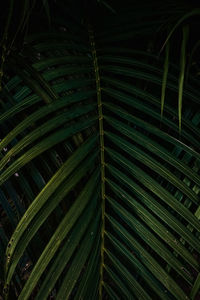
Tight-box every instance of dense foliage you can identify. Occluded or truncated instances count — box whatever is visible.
[0,1,200,299]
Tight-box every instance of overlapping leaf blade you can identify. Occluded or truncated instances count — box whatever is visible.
[0,10,200,299]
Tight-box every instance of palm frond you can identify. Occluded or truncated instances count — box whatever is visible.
[0,2,200,299]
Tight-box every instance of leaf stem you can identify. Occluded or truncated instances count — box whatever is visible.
[89,27,105,300]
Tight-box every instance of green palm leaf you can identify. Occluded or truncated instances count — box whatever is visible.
[1,4,200,300]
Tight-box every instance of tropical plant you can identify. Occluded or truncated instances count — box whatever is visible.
[0,0,200,299]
